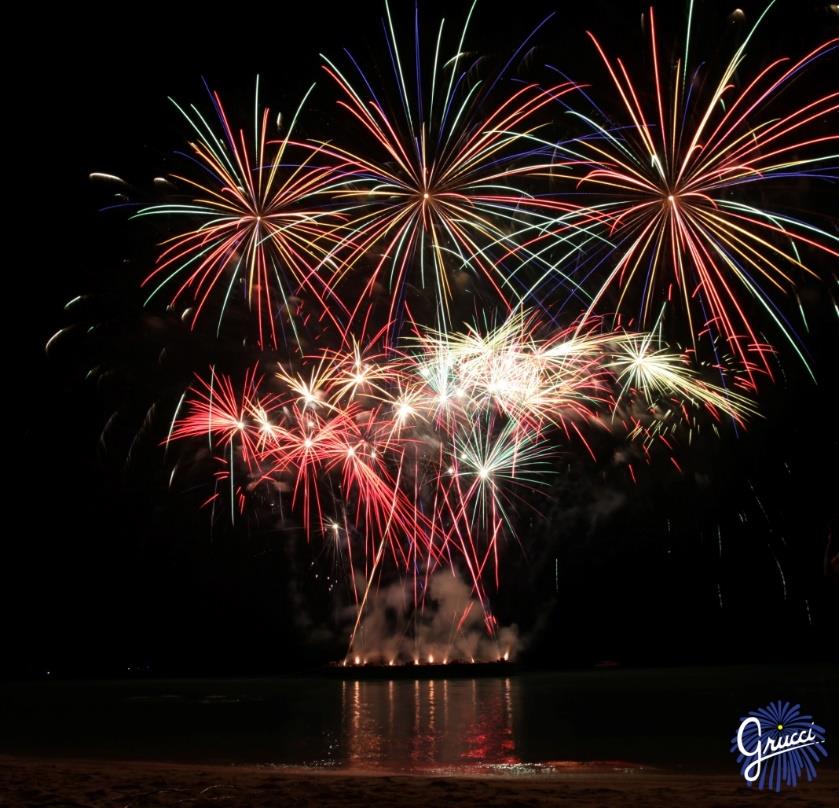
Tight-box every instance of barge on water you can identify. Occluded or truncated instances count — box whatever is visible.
[324,659,517,679]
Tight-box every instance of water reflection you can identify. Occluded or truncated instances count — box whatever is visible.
[5,667,826,771]
[341,677,518,769]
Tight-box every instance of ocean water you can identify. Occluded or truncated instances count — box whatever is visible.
[1,665,836,773]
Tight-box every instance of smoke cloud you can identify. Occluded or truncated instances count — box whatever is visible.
[343,571,520,664]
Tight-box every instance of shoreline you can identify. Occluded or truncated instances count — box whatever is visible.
[2,754,837,807]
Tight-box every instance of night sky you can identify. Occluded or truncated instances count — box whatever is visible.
[8,0,837,678]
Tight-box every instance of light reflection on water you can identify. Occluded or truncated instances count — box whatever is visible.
[4,666,833,772]
[340,677,519,770]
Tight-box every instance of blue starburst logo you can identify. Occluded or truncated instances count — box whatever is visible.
[731,701,827,791]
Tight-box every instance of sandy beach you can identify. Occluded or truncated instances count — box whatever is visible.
[1,755,837,807]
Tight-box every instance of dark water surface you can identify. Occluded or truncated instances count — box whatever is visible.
[2,665,836,773]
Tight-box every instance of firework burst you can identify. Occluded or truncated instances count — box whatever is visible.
[163,311,754,641]
[313,1,586,334]
[557,3,838,375]
[137,81,356,349]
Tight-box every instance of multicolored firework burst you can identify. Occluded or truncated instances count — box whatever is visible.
[58,0,837,662]
[313,1,585,333]
[556,2,837,376]
[163,312,755,652]
[137,80,356,349]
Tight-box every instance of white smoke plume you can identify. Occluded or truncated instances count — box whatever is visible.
[343,571,520,664]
